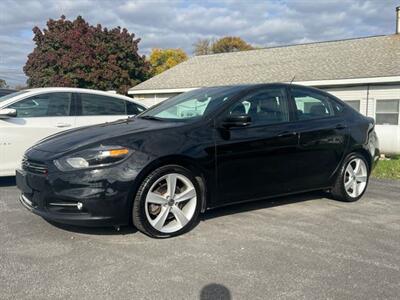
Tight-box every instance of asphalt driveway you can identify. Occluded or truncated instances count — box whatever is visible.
[0,178,399,299]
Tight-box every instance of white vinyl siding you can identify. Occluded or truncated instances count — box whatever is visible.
[344,100,361,112]
[324,86,369,116]
[368,86,400,153]
[326,85,400,153]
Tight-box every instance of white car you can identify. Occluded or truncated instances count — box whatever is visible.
[0,87,147,177]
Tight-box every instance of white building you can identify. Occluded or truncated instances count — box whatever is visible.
[129,7,400,153]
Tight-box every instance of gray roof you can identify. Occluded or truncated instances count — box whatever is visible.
[130,34,400,92]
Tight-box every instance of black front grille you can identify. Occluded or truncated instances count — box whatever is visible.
[22,156,48,175]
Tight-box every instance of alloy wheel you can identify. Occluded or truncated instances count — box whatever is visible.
[144,173,197,233]
[343,158,368,198]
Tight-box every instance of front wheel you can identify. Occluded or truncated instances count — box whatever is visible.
[132,165,202,238]
[330,153,370,202]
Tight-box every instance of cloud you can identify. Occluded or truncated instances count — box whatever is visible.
[0,0,398,87]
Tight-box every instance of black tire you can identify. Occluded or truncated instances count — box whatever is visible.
[330,153,370,202]
[132,165,202,238]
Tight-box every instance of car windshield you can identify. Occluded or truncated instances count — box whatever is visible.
[138,86,244,122]
[0,90,29,103]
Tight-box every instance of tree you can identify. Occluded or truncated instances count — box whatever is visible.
[193,36,254,56]
[15,84,28,91]
[211,36,254,54]
[24,16,150,94]
[193,38,212,56]
[0,78,8,88]
[149,48,188,75]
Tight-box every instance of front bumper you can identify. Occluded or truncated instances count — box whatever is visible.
[16,166,137,227]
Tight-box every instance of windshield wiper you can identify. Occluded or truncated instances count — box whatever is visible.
[139,115,164,121]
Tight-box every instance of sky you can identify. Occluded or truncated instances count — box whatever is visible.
[0,0,399,87]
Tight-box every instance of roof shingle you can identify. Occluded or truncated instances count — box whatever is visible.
[130,35,400,92]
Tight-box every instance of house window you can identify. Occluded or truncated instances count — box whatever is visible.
[345,100,360,112]
[375,99,400,125]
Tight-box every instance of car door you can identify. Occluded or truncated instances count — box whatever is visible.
[287,86,349,191]
[74,93,143,127]
[215,86,299,205]
[0,92,75,176]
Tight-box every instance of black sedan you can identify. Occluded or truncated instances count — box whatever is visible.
[16,84,379,237]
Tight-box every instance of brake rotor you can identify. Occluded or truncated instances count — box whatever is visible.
[148,180,185,218]
[148,203,161,216]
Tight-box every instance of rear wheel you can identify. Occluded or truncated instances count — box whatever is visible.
[132,165,201,238]
[330,153,369,202]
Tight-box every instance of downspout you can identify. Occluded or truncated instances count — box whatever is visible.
[366,84,370,116]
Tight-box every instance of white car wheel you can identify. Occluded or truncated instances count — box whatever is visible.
[145,173,197,233]
[343,158,368,198]
[132,165,202,238]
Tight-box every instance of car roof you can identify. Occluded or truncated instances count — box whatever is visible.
[0,87,147,108]
[201,83,333,96]
[198,83,294,91]
[24,87,133,99]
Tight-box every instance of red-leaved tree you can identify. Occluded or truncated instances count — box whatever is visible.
[24,16,150,93]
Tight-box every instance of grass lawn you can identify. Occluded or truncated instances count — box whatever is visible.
[372,155,400,180]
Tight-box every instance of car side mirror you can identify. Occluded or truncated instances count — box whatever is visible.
[222,114,251,128]
[0,108,17,119]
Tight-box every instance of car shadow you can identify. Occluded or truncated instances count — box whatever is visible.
[45,220,138,235]
[201,191,327,221]
[48,191,327,236]
[200,283,231,300]
[0,176,16,187]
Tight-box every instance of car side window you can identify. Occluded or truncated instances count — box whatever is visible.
[80,94,126,116]
[126,101,146,115]
[8,92,72,118]
[228,88,289,125]
[291,87,334,120]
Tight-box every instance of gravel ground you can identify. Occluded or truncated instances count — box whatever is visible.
[0,177,399,299]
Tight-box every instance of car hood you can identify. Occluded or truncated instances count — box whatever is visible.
[32,117,184,155]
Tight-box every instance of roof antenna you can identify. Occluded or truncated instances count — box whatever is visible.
[289,75,296,85]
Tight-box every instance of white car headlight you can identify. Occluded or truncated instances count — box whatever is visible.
[54,146,131,171]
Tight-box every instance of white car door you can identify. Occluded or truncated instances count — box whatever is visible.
[0,92,75,176]
[74,93,145,127]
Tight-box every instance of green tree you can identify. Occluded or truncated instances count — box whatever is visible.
[0,78,8,88]
[149,48,188,75]
[211,36,253,54]
[24,16,150,94]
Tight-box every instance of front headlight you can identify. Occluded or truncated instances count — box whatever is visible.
[54,146,131,171]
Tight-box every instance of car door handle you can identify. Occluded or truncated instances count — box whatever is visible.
[56,123,72,128]
[277,131,297,138]
[335,124,347,130]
